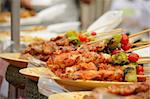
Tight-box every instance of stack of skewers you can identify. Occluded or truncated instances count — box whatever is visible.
[20,28,150,83]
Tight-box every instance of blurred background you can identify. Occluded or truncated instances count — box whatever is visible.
[0,0,149,52]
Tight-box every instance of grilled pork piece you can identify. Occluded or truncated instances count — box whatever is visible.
[50,62,124,81]
[108,82,149,96]
[79,41,106,53]
[84,82,150,99]
[47,51,112,68]
[20,35,76,61]
[20,34,106,62]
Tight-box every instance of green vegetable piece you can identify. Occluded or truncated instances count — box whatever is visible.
[124,66,137,82]
[109,34,121,49]
[113,34,122,44]
[66,31,78,37]
[112,52,128,64]
[128,63,138,67]
[66,31,84,46]
[66,31,79,42]
[69,36,78,41]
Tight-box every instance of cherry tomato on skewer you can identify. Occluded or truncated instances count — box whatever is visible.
[137,76,146,82]
[136,65,144,74]
[121,43,131,51]
[136,65,145,82]
[91,32,97,36]
[121,34,129,45]
[128,53,139,62]
[79,34,89,42]
[138,71,144,75]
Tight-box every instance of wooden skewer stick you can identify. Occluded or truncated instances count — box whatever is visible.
[126,44,150,53]
[137,75,150,78]
[86,29,125,45]
[81,29,150,46]
[96,29,125,38]
[139,56,150,59]
[137,59,150,64]
[129,29,150,38]
[77,29,123,51]
[131,41,150,46]
[144,67,150,73]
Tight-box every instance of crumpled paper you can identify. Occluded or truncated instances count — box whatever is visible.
[26,57,70,97]
[38,75,69,97]
[27,57,46,67]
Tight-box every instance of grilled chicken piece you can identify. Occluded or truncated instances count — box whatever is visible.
[79,41,106,53]
[20,35,76,61]
[21,35,106,62]
[50,35,70,46]
[84,82,150,99]
[48,51,79,68]
[53,62,124,81]
[108,82,150,96]
[47,51,112,68]
[43,41,58,54]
